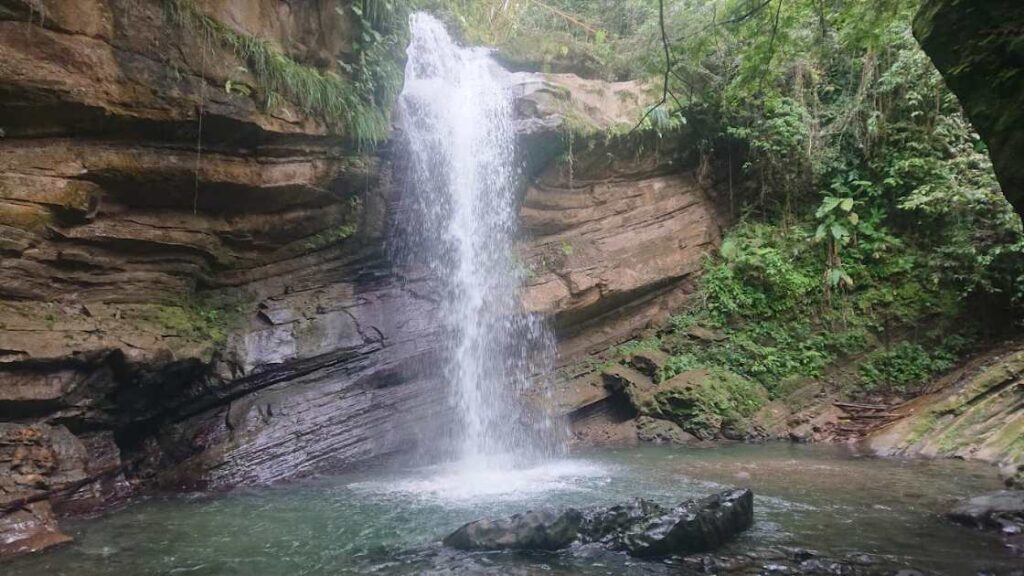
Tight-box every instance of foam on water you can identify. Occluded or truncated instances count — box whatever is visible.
[350,459,610,503]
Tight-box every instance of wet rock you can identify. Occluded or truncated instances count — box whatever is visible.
[948,491,1024,533]
[617,489,754,557]
[789,424,814,443]
[619,368,768,440]
[667,547,903,575]
[580,498,665,543]
[443,507,583,551]
[0,502,72,558]
[0,423,88,557]
[601,364,656,395]
[443,489,755,558]
[866,349,1024,467]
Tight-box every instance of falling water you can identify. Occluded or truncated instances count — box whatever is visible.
[396,13,562,469]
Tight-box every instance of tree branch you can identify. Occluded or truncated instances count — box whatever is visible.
[632,0,674,132]
[758,0,784,94]
[719,0,773,26]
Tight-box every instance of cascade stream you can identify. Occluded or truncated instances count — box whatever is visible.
[396,13,562,468]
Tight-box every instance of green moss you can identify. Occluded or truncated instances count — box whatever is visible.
[627,368,768,439]
[904,411,939,446]
[934,401,990,452]
[302,197,361,251]
[610,337,661,359]
[135,291,246,347]
[304,223,358,251]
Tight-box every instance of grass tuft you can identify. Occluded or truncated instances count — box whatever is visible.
[162,0,402,148]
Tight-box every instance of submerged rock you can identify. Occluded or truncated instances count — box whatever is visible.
[948,491,1024,534]
[443,489,754,558]
[443,508,583,551]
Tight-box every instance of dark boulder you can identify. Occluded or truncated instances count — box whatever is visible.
[442,489,754,558]
[618,489,754,557]
[579,498,666,544]
[443,507,583,551]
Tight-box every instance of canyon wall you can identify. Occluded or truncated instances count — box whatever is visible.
[0,0,723,556]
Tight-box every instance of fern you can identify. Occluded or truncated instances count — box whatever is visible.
[162,0,401,148]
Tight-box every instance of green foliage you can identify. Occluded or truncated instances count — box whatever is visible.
[635,221,970,397]
[162,0,406,147]
[611,337,662,358]
[304,223,359,251]
[858,340,961,394]
[427,0,658,79]
[544,0,1024,403]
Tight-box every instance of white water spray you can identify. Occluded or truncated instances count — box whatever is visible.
[396,13,562,470]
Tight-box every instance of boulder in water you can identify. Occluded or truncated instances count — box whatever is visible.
[580,498,666,544]
[442,489,754,557]
[443,507,583,551]
[617,489,754,557]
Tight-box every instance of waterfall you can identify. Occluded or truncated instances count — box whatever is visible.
[396,13,561,468]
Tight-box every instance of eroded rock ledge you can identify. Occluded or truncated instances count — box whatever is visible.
[0,0,726,557]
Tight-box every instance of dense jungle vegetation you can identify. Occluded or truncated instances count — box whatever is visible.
[428,0,1024,402]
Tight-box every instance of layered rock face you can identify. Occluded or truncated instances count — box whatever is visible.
[512,74,722,359]
[0,0,451,555]
[519,147,720,359]
[867,344,1024,471]
[0,0,724,557]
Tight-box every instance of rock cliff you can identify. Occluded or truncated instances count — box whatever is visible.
[914,0,1024,217]
[0,0,723,556]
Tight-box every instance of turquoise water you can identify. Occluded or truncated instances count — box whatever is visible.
[6,444,1018,575]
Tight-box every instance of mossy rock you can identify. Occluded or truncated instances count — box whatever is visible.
[636,416,699,445]
[627,368,768,440]
[867,349,1024,467]
[625,349,670,380]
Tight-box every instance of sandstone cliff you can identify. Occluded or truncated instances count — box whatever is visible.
[0,0,724,556]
